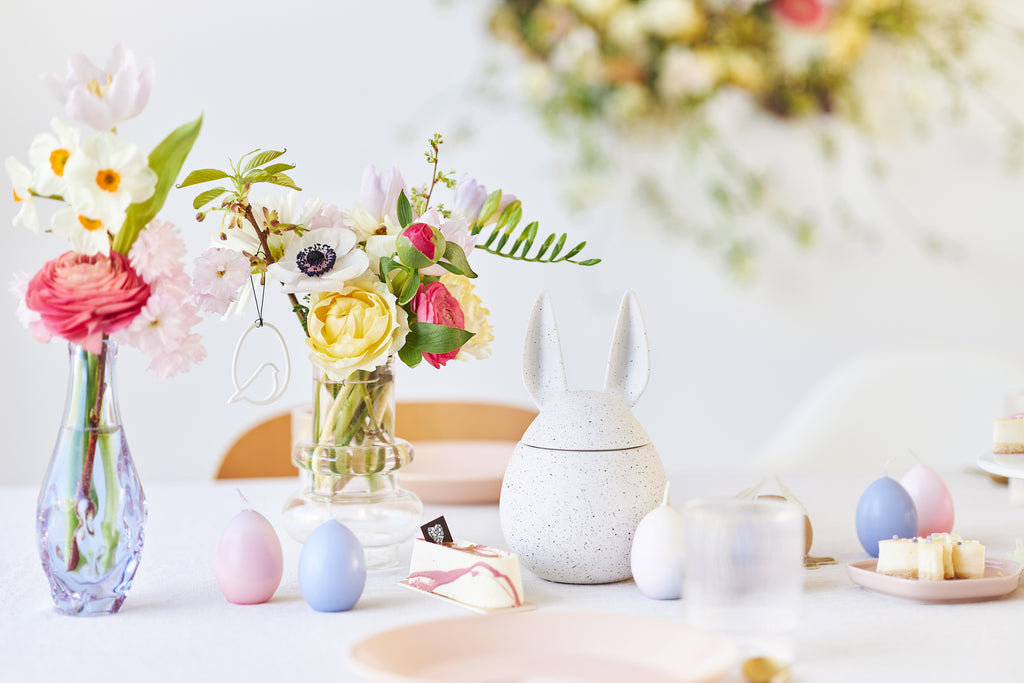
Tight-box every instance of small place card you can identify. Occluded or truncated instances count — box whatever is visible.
[421,516,453,544]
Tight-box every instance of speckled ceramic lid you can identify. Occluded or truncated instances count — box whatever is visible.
[519,390,650,450]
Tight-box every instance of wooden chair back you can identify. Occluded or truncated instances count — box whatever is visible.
[215,401,537,479]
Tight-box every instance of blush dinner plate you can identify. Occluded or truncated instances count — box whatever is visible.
[350,611,737,683]
[847,558,1022,603]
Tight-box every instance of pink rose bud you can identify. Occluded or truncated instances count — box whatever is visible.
[25,250,151,354]
[403,223,441,261]
[411,281,466,369]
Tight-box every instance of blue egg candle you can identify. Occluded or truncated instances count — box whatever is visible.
[855,476,918,557]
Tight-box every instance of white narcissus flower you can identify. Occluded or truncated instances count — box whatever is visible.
[62,132,157,234]
[439,273,493,360]
[27,118,80,197]
[5,157,39,232]
[51,205,117,255]
[267,226,369,293]
[43,43,155,132]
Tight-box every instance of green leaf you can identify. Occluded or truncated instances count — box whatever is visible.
[114,114,202,254]
[177,167,227,188]
[409,322,474,353]
[398,340,423,368]
[244,149,286,172]
[483,225,501,249]
[442,242,478,278]
[577,258,601,266]
[512,221,538,257]
[397,270,422,305]
[265,174,301,190]
[397,190,414,229]
[534,233,555,259]
[260,162,295,176]
[549,233,567,259]
[379,256,403,279]
[193,187,226,210]
[562,241,586,260]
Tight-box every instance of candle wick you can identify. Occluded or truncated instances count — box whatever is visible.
[237,488,252,510]
[908,449,921,465]
[884,455,897,478]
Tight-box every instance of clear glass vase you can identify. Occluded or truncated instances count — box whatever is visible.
[282,357,422,569]
[36,340,146,615]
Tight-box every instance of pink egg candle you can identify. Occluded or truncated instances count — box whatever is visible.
[215,493,284,605]
[900,463,955,536]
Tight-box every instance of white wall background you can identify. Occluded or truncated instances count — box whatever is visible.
[2,0,1023,486]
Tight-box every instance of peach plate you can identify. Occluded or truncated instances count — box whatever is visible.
[350,611,737,683]
[399,441,514,505]
[847,559,1022,603]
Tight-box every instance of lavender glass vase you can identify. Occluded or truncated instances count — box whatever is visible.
[36,340,147,615]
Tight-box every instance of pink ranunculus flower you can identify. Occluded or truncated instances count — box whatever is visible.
[411,281,467,369]
[25,250,151,354]
[772,0,831,31]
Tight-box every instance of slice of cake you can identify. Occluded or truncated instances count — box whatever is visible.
[406,539,524,609]
[876,534,986,581]
[994,414,1024,454]
[876,538,920,578]
[952,539,985,579]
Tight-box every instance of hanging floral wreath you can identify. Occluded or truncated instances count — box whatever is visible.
[490,0,1022,277]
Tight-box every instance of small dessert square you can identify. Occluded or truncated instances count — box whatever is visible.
[406,539,525,609]
[876,534,986,581]
[993,414,1024,454]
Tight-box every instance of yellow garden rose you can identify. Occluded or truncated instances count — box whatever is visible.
[440,274,494,360]
[306,277,409,380]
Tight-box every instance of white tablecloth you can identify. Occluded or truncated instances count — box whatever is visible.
[2,470,1023,682]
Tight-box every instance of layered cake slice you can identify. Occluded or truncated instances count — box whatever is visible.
[876,534,986,580]
[406,539,525,609]
[993,414,1024,454]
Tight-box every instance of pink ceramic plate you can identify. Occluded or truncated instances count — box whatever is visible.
[350,611,737,683]
[399,441,514,505]
[847,558,1022,603]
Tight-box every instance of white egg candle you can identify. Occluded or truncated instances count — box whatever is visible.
[900,463,955,536]
[215,494,284,605]
[631,482,684,600]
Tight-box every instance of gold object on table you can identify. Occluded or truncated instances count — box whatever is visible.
[805,555,837,569]
[742,657,792,683]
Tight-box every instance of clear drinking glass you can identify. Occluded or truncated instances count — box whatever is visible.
[681,498,805,666]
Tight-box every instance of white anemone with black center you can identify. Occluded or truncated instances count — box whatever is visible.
[267,226,370,293]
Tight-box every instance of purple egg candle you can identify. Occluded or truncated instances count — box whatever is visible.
[855,476,918,557]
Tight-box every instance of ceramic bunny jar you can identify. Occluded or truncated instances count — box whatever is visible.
[499,291,667,584]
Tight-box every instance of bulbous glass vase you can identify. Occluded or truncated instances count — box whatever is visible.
[36,340,146,615]
[282,357,422,570]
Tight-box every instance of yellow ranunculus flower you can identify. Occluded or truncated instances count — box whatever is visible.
[306,277,409,381]
[440,274,494,360]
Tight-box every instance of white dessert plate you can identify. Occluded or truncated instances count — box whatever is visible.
[847,558,1022,603]
[398,579,536,615]
[399,440,514,505]
[350,611,737,683]
[977,450,1024,478]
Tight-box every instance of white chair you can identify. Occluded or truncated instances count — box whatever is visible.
[752,346,1024,473]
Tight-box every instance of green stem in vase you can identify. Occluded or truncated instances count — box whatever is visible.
[98,429,120,573]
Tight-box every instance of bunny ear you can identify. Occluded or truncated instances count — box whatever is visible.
[523,291,568,409]
[603,291,650,407]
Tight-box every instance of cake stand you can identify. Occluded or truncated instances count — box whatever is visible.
[976,451,1024,505]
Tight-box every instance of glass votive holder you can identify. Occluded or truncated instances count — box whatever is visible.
[681,498,805,666]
